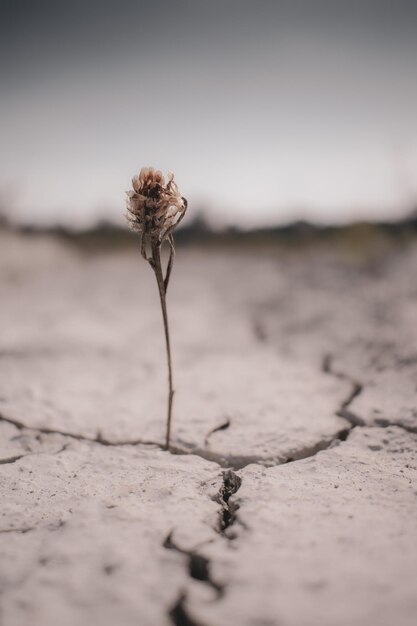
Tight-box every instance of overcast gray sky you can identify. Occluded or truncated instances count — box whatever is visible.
[1,0,417,227]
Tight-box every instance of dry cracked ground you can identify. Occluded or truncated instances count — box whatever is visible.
[0,230,416,626]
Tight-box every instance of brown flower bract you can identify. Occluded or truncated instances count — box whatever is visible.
[126,167,187,256]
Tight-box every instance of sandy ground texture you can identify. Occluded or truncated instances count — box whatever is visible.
[0,231,416,626]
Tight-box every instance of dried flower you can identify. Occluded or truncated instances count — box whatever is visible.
[127,167,187,260]
[126,167,187,451]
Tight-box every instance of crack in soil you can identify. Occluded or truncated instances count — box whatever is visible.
[0,410,262,469]
[322,354,417,434]
[2,354,411,476]
[0,412,163,449]
[213,470,243,538]
[0,527,34,534]
[169,593,209,626]
[0,410,267,469]
[163,532,224,597]
[373,418,417,435]
[322,353,365,432]
[0,411,357,471]
[166,470,243,626]
[204,418,231,446]
[283,430,351,464]
[0,454,25,465]
[171,441,271,470]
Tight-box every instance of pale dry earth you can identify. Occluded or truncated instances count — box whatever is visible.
[0,231,416,626]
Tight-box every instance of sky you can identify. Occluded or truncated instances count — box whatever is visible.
[1,0,417,228]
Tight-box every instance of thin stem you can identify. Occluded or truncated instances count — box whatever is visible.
[151,242,174,450]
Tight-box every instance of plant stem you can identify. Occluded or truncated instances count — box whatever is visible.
[151,243,174,450]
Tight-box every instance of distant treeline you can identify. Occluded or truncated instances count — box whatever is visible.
[1,208,417,251]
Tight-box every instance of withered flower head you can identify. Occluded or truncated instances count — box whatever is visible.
[126,167,187,255]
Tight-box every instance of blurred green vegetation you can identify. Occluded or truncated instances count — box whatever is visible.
[1,208,417,259]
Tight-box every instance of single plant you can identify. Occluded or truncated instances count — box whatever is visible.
[126,167,187,450]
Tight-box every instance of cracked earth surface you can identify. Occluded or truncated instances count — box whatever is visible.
[0,232,416,626]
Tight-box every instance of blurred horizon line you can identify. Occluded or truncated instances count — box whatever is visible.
[1,193,416,233]
[1,201,416,239]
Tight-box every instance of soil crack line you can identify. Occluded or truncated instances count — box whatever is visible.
[322,354,417,435]
[1,411,284,470]
[0,412,164,449]
[204,418,231,446]
[0,527,34,534]
[0,454,25,465]
[163,532,224,597]
[165,470,243,626]
[0,411,361,470]
[322,354,365,431]
[169,593,209,626]
[372,418,417,435]
[213,470,243,538]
